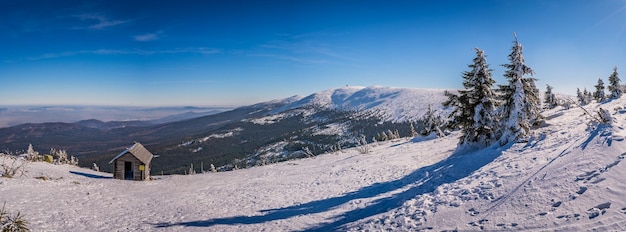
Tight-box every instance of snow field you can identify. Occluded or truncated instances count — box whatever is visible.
[0,134,453,231]
[2,96,626,231]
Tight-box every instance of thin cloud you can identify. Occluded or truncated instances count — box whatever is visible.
[134,33,158,41]
[27,48,221,60]
[134,31,162,42]
[73,13,130,30]
[256,39,357,65]
[148,80,217,85]
[247,53,329,65]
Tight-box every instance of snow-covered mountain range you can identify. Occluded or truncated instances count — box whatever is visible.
[274,85,452,122]
[0,86,452,174]
[2,89,626,231]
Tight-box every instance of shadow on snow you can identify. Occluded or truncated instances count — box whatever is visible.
[581,123,613,150]
[152,142,509,231]
[69,171,112,179]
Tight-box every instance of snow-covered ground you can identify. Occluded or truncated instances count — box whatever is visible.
[2,98,626,231]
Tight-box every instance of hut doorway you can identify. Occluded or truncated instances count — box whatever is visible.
[124,161,133,180]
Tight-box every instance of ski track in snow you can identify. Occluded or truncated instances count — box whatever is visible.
[2,97,626,231]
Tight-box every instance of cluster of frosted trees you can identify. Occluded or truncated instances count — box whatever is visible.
[444,35,542,147]
[445,35,622,148]
[576,67,622,105]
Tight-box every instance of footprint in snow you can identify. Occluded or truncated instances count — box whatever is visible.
[467,208,479,216]
[587,202,611,219]
[496,223,518,228]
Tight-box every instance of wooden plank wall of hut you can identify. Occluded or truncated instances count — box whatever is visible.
[114,153,144,180]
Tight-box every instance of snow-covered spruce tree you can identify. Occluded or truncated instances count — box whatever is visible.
[583,88,593,105]
[594,78,606,102]
[451,48,499,146]
[409,122,417,137]
[498,34,541,144]
[523,76,543,125]
[26,144,39,161]
[608,66,622,99]
[442,90,467,130]
[577,88,586,105]
[421,104,444,137]
[544,84,557,109]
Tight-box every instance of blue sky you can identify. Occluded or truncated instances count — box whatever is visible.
[2,0,626,106]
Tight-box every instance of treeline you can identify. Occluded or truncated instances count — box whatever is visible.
[444,33,621,150]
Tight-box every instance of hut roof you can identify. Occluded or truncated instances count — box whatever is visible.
[108,142,154,164]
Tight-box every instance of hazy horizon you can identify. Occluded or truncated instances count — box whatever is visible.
[0,105,234,128]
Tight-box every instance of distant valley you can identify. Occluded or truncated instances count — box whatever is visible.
[0,86,450,175]
[0,105,232,128]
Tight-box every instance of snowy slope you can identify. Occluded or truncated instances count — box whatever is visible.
[353,99,626,231]
[275,85,452,122]
[2,96,626,231]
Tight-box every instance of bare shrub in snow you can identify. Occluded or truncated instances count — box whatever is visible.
[0,203,29,232]
[1,155,28,178]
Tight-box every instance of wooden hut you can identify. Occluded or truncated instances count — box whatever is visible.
[109,142,153,180]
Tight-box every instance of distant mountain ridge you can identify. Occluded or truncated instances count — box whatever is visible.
[0,106,232,128]
[0,86,453,174]
[276,86,452,122]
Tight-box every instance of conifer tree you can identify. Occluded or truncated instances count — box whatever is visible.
[584,88,593,104]
[608,66,622,99]
[544,84,557,109]
[577,88,585,105]
[409,122,417,137]
[460,48,499,145]
[442,90,467,130]
[594,78,606,102]
[498,34,540,144]
[421,104,444,137]
[525,78,543,125]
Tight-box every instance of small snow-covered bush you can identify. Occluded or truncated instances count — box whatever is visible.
[0,203,29,232]
[49,148,78,166]
[0,156,28,178]
[356,135,370,154]
[598,108,613,124]
[561,100,571,110]
[25,144,40,162]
